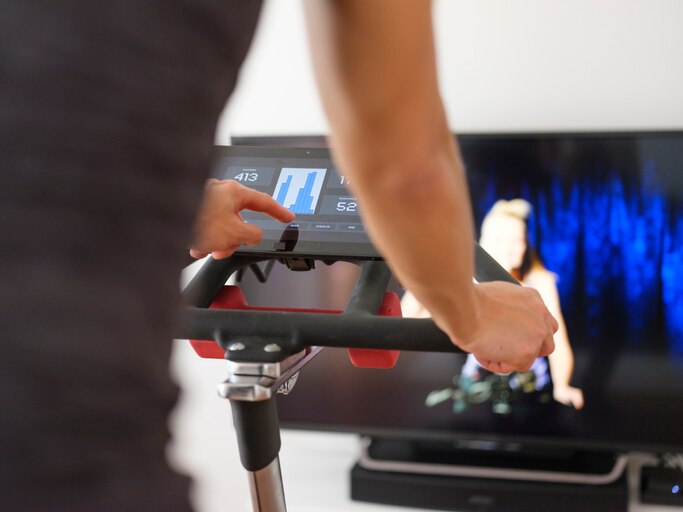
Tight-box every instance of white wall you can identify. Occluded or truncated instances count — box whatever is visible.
[218,0,683,142]
[175,2,683,511]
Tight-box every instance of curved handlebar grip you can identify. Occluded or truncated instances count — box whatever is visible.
[180,244,517,360]
[346,292,402,369]
[474,242,520,285]
[181,307,456,360]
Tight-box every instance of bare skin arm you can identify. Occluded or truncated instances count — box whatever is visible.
[304,0,557,372]
[530,271,585,409]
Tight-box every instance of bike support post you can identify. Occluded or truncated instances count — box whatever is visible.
[231,398,287,512]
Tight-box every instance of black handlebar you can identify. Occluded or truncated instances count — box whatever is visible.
[179,309,455,362]
[179,244,517,362]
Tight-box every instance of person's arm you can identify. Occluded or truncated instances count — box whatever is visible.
[190,179,295,259]
[532,271,585,409]
[304,0,557,372]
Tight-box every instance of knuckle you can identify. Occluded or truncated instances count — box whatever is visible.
[224,179,241,193]
[521,345,536,361]
[525,287,541,302]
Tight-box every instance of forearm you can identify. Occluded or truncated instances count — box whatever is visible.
[535,278,575,387]
[346,137,479,342]
[304,0,479,343]
[548,324,575,388]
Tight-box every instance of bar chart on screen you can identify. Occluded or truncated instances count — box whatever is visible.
[273,168,327,215]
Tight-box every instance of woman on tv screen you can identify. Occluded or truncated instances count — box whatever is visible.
[403,198,585,414]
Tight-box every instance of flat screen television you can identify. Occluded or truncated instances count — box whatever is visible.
[230,132,683,455]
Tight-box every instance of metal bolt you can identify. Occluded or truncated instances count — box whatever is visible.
[228,342,245,351]
[264,343,281,353]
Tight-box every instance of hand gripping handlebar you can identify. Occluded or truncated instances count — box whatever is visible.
[179,243,517,365]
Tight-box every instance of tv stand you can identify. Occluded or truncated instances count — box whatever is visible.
[351,437,629,511]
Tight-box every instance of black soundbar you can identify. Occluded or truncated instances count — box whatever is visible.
[350,464,628,512]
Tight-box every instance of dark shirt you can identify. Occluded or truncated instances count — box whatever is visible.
[0,2,262,510]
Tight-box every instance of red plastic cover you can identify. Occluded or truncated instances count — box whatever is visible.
[189,286,402,368]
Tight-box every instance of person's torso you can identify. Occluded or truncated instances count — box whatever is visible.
[0,2,262,510]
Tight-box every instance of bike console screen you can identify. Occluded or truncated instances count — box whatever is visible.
[212,146,380,259]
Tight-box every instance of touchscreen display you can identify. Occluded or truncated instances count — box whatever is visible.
[212,146,380,259]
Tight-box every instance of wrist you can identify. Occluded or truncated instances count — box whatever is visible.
[424,283,482,350]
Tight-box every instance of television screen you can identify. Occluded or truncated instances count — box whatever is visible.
[231,132,683,452]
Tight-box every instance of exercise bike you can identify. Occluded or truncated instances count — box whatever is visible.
[177,145,518,512]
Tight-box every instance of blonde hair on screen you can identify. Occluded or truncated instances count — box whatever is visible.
[480,198,545,281]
